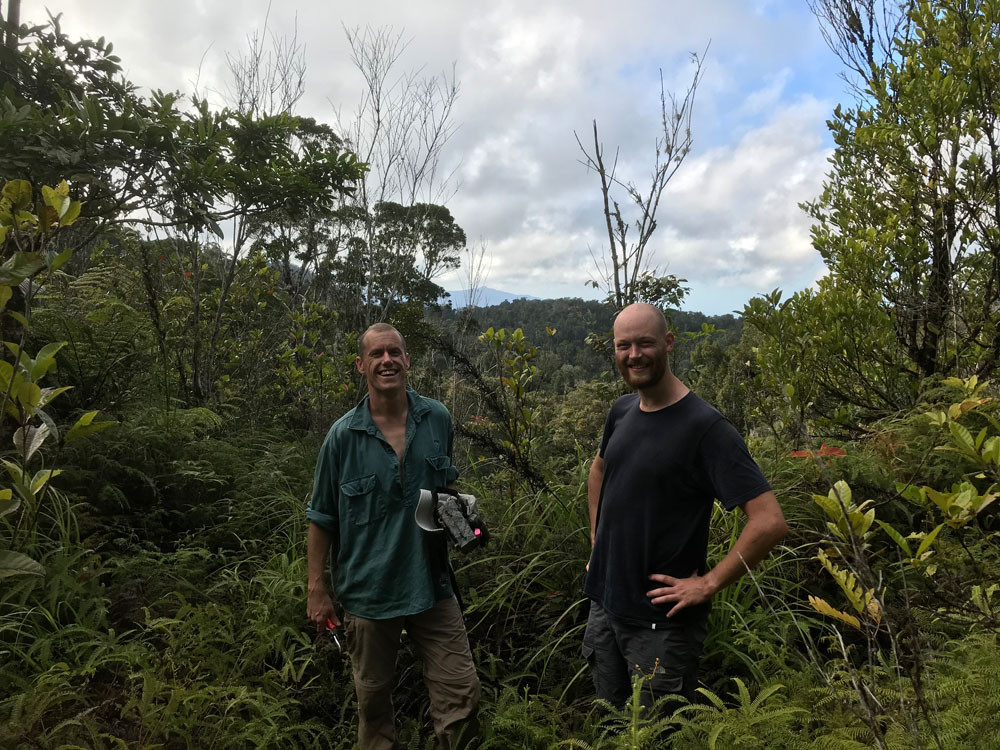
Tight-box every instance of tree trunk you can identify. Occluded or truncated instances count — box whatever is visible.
[4,0,19,55]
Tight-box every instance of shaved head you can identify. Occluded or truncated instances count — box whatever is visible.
[359,323,407,358]
[614,303,669,338]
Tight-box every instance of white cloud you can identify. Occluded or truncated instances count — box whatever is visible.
[651,96,834,292]
[38,0,843,313]
[739,68,792,117]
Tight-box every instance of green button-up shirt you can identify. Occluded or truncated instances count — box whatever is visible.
[307,388,460,619]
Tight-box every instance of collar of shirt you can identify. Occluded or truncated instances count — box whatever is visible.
[347,387,432,435]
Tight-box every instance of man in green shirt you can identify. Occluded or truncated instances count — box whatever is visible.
[306,322,479,750]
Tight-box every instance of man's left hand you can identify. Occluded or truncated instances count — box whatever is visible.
[646,573,717,617]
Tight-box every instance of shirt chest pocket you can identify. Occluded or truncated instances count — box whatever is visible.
[340,474,386,526]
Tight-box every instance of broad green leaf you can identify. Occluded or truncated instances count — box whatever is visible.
[48,248,73,271]
[2,180,32,210]
[948,421,976,456]
[30,468,62,493]
[0,550,44,579]
[0,252,46,285]
[38,386,72,409]
[65,411,116,443]
[923,487,954,514]
[916,523,945,559]
[60,201,81,226]
[15,347,31,373]
[2,459,24,483]
[13,423,49,462]
[30,341,66,381]
[877,520,912,557]
[16,381,41,409]
[831,480,853,507]
[41,184,68,217]
[0,285,11,310]
[0,489,18,518]
[812,492,841,523]
[14,209,36,227]
[35,408,59,444]
[6,310,28,329]
[982,436,1000,465]
[853,505,876,537]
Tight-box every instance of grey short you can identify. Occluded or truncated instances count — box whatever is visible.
[582,601,708,708]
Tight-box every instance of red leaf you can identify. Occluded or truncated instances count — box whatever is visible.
[817,443,847,458]
[789,450,813,458]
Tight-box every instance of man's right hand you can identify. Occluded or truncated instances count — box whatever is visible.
[307,589,339,632]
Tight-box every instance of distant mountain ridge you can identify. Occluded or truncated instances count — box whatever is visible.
[444,287,539,308]
[430,296,743,384]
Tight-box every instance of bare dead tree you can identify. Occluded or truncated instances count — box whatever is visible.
[342,25,459,208]
[334,25,461,327]
[461,238,492,313]
[224,3,305,117]
[575,50,705,312]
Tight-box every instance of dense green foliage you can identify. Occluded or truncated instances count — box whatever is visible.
[3,2,1000,748]
[434,298,742,387]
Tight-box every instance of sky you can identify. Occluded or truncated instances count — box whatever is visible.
[39,0,847,315]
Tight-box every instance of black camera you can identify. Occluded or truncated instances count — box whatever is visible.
[415,488,489,552]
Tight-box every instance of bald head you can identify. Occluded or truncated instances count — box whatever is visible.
[614,303,669,338]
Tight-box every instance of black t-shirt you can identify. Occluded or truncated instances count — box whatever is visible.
[584,391,771,625]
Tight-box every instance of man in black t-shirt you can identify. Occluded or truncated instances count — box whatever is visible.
[583,303,787,707]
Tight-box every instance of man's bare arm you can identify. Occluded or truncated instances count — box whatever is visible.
[307,522,340,630]
[646,491,787,616]
[587,452,605,546]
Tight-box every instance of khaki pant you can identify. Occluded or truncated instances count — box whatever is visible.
[345,596,480,750]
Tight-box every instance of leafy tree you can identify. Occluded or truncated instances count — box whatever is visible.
[807,0,1000,378]
[0,178,113,583]
[326,200,464,333]
[748,0,1000,434]
[0,17,216,240]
